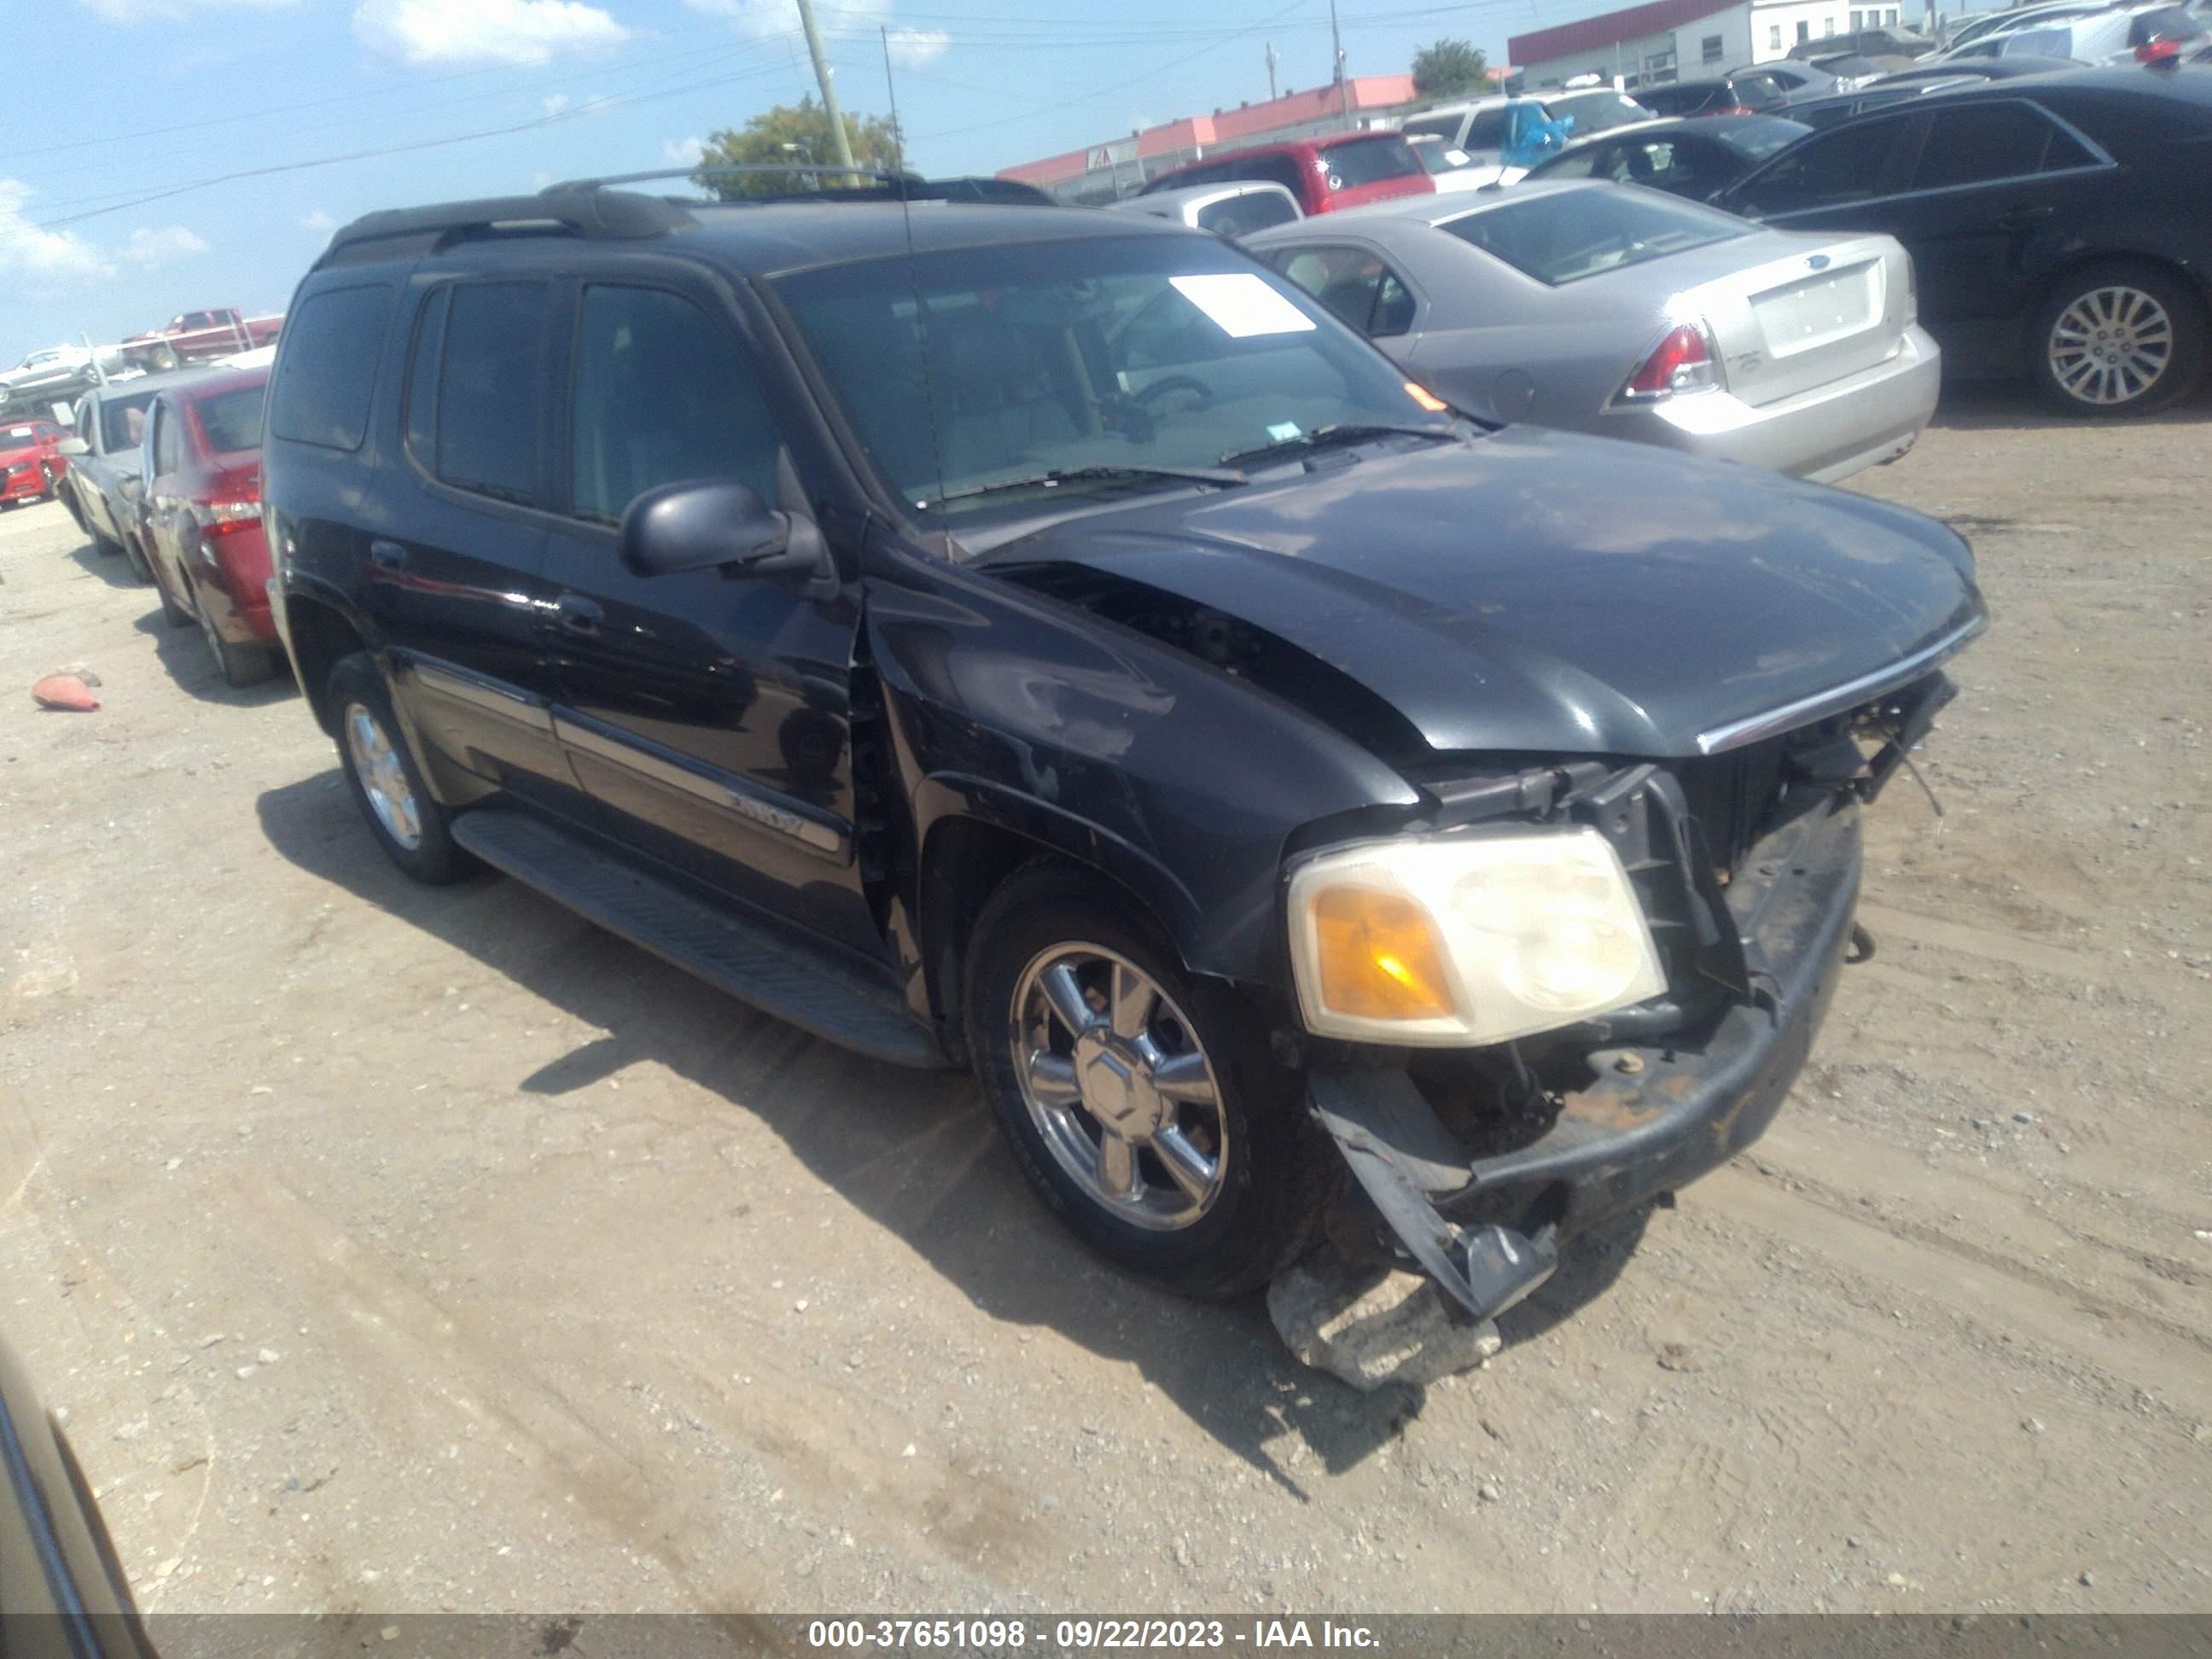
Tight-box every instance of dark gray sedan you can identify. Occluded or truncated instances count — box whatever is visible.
[1246,180,1940,483]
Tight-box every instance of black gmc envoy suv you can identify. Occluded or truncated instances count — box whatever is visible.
[263,176,1983,1323]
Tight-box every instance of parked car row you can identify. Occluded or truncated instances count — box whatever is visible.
[55,364,282,685]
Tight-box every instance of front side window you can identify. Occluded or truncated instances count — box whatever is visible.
[1272,245,1417,337]
[1730,114,1916,213]
[434,282,549,505]
[1441,190,1745,285]
[775,236,1449,524]
[100,392,156,454]
[569,285,783,526]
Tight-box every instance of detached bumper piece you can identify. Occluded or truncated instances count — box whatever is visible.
[1308,794,1861,1323]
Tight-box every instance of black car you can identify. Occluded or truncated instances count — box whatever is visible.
[1714,67,2212,415]
[1785,78,1982,130]
[1866,54,2091,84]
[0,1334,155,1658]
[1633,71,1796,117]
[263,178,1982,1322]
[1521,114,1811,198]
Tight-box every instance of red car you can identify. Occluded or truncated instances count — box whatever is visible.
[1136,131,1435,216]
[0,416,69,508]
[137,367,282,686]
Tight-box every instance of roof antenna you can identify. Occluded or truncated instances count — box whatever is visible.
[883,22,951,548]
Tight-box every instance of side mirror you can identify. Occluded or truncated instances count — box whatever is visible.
[618,478,829,580]
[57,437,89,457]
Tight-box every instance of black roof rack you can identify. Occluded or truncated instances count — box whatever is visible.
[315,183,693,269]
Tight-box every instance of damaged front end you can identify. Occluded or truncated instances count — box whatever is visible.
[1297,671,1956,1324]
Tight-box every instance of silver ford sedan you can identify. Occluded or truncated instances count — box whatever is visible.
[1244,179,1941,484]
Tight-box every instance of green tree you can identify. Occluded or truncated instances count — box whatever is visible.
[1411,38,1490,99]
[694,97,905,197]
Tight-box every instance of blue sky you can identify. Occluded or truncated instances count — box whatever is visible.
[0,0,1544,367]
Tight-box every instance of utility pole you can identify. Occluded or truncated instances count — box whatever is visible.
[794,0,857,172]
[1328,0,1350,119]
[1265,41,1279,101]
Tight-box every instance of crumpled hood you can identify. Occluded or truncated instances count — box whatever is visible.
[981,428,1983,758]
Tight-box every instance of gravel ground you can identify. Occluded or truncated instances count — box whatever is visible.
[3,384,2209,1621]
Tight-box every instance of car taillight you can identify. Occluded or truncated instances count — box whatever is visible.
[1620,323,1720,402]
[2135,38,2183,62]
[189,500,262,533]
[1903,254,1918,327]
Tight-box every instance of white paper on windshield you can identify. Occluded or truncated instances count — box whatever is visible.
[1171,274,1316,339]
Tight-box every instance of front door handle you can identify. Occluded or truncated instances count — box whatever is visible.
[556,593,603,636]
[369,538,406,569]
[1997,206,2055,230]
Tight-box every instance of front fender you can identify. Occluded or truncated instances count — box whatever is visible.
[866,550,1420,991]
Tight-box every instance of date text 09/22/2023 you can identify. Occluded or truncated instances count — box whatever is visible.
[805,1618,1384,1650]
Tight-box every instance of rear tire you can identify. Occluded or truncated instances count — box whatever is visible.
[965,861,1331,1300]
[121,531,155,585]
[199,591,277,687]
[328,652,471,885]
[2029,261,2207,417]
[154,560,193,628]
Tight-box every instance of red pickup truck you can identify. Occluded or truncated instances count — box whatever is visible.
[121,309,282,371]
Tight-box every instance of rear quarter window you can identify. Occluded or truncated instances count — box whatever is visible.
[268,283,394,451]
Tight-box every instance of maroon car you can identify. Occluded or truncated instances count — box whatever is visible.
[137,366,282,686]
[1136,131,1435,215]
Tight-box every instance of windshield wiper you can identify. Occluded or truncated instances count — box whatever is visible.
[1218,422,1460,469]
[925,462,1247,509]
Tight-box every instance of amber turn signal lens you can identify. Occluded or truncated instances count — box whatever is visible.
[1404,381,1450,413]
[1311,888,1455,1022]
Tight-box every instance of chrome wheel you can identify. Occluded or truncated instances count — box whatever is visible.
[344,701,422,851]
[2048,285,2174,408]
[1009,943,1227,1231]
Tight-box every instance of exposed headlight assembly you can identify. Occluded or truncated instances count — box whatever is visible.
[1287,828,1667,1046]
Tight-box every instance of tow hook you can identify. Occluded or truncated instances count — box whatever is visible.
[1848,922,1877,963]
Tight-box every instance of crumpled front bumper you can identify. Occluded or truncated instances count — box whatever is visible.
[1308,791,1862,1323]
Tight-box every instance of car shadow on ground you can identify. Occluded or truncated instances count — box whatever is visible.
[131,608,294,705]
[1930,379,2212,432]
[254,770,1645,1487]
[63,536,144,591]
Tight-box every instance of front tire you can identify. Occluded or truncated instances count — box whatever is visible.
[328,651,471,884]
[966,862,1331,1299]
[2030,262,2207,417]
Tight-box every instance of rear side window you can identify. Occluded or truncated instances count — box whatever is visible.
[1730,115,1916,212]
[1913,103,2088,188]
[434,282,549,506]
[1272,245,1417,337]
[403,284,450,467]
[1318,138,1422,189]
[1441,190,1744,285]
[1463,108,1511,149]
[269,284,392,451]
[195,387,266,455]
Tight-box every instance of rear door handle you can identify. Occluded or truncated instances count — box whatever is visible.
[369,538,405,569]
[1997,206,2055,230]
[556,593,603,636]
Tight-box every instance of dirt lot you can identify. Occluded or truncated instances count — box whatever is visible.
[3,388,2209,1622]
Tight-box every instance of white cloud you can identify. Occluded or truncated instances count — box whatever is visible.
[300,208,338,233]
[76,0,293,22]
[660,136,706,166]
[886,25,948,67]
[0,178,111,282]
[353,0,627,67]
[124,225,209,267]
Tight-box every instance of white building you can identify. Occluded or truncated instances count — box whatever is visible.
[1507,0,1912,90]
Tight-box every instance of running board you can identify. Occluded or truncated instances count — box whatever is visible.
[1310,1068,1557,1324]
[452,808,946,1070]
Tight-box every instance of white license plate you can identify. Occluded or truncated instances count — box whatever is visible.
[1755,265,1879,356]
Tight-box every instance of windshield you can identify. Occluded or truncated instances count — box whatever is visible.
[775,235,1452,524]
[195,386,266,454]
[1441,189,1747,285]
[1546,90,1658,132]
[1408,137,1477,174]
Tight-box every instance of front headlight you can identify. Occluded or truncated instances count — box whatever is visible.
[1287,827,1667,1046]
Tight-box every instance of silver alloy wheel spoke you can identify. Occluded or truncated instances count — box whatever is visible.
[1150,1125,1218,1203]
[346,703,423,852]
[1007,942,1229,1231]
[2051,286,2172,407]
